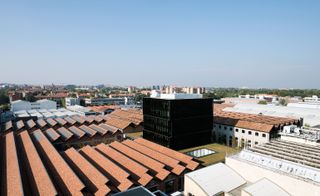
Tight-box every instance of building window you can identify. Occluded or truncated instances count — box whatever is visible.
[248,131,252,135]
[219,125,221,129]
[242,130,245,134]
[235,129,239,132]
[255,142,259,145]
[248,140,251,143]
[262,134,266,137]
[178,177,183,191]
[235,137,238,140]
[255,132,259,136]
[229,127,233,131]
[224,126,227,130]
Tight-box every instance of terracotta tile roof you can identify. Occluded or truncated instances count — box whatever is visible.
[135,138,199,170]
[26,119,36,129]
[64,117,76,125]
[5,121,13,131]
[213,105,299,133]
[89,124,108,136]
[56,127,74,141]
[68,126,86,138]
[109,141,170,180]
[5,132,24,196]
[44,128,61,142]
[19,131,57,195]
[72,116,85,124]
[99,123,121,134]
[32,130,85,195]
[83,116,94,124]
[80,146,133,192]
[36,119,47,128]
[15,120,25,130]
[94,115,104,123]
[46,118,57,127]
[122,140,185,175]
[64,148,110,195]
[55,118,67,126]
[105,117,132,130]
[109,109,143,125]
[96,143,153,186]
[78,125,97,137]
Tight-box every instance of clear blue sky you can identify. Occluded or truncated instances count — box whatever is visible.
[1,1,319,88]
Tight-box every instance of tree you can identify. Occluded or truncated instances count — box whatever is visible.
[258,100,267,105]
[279,99,288,106]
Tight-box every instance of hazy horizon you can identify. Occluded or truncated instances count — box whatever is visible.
[1,1,320,88]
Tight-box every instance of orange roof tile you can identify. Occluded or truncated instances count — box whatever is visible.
[89,124,108,136]
[55,118,67,126]
[135,138,199,170]
[123,140,185,175]
[96,143,152,186]
[68,126,86,138]
[44,128,61,142]
[80,146,133,192]
[19,131,57,195]
[32,130,85,195]
[56,127,74,141]
[109,141,170,180]
[15,120,24,130]
[79,125,97,137]
[26,119,36,129]
[36,119,47,128]
[64,117,76,125]
[46,118,57,127]
[64,148,110,195]
[5,132,24,196]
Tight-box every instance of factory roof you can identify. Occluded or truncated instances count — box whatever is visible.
[242,178,290,196]
[185,163,246,196]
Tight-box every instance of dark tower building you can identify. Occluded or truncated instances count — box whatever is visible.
[143,95,213,150]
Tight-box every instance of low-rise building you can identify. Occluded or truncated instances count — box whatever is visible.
[11,99,57,112]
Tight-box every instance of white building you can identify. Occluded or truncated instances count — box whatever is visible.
[150,91,203,99]
[304,95,320,102]
[184,163,290,196]
[224,103,320,127]
[65,97,80,106]
[11,99,57,112]
[226,149,320,196]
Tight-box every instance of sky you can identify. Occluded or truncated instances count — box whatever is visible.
[1,1,320,88]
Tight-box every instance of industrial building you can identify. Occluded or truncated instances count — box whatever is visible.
[0,129,199,195]
[223,103,320,127]
[213,104,300,147]
[184,163,290,196]
[143,93,213,150]
[225,132,320,196]
[11,99,57,112]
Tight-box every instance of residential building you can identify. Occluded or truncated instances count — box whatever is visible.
[143,93,213,150]
[65,97,80,106]
[84,97,126,106]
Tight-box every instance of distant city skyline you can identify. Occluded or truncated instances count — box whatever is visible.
[1,1,320,88]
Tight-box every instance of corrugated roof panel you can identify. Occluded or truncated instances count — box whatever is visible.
[99,124,120,134]
[64,148,110,195]
[5,132,24,196]
[19,131,57,195]
[56,127,73,141]
[32,130,85,195]
[80,145,133,192]
[5,121,13,131]
[72,116,85,124]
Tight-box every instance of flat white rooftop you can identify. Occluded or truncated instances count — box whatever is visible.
[150,91,203,99]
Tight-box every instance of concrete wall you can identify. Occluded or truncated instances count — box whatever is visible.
[226,157,320,196]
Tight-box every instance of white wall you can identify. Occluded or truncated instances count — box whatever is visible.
[213,124,269,147]
[226,157,320,196]
[11,100,57,112]
[184,175,208,196]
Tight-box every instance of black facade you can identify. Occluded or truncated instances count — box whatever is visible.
[143,97,213,150]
